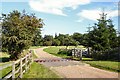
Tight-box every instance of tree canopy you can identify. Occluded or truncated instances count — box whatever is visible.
[2,10,43,60]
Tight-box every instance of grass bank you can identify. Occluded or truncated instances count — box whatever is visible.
[23,62,60,78]
[85,61,119,72]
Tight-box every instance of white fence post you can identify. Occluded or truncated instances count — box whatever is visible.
[12,61,15,79]
[25,55,27,71]
[20,58,23,78]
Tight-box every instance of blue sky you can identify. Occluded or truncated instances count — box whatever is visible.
[1,0,119,36]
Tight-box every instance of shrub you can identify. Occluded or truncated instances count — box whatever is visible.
[58,50,72,56]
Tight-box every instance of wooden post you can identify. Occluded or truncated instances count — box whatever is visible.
[25,55,27,71]
[80,50,82,61]
[31,53,33,63]
[74,48,75,57]
[12,61,15,79]
[28,53,32,70]
[20,58,23,78]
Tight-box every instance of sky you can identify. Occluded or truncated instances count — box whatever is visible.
[1,0,119,36]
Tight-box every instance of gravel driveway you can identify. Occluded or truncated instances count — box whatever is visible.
[34,47,118,79]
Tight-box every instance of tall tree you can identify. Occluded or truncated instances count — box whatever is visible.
[88,12,117,52]
[2,10,43,60]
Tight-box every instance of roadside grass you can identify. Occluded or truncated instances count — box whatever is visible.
[82,58,93,61]
[0,52,11,78]
[84,61,119,72]
[23,62,60,78]
[0,66,12,78]
[43,47,119,72]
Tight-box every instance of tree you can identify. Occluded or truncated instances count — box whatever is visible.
[43,41,52,46]
[52,39,60,46]
[107,19,118,48]
[2,10,43,60]
[32,29,42,46]
[72,32,82,44]
[56,34,65,46]
[89,13,117,51]
[86,12,118,60]
[43,35,53,46]
[71,40,79,47]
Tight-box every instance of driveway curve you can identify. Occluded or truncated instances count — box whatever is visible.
[34,47,118,78]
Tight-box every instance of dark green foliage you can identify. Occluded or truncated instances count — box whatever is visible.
[2,10,43,60]
[43,41,52,46]
[43,35,53,46]
[91,48,119,61]
[58,50,72,56]
[86,13,118,60]
[72,32,82,44]
[32,29,42,46]
[52,39,60,46]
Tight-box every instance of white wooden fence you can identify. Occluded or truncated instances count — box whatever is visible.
[1,51,33,79]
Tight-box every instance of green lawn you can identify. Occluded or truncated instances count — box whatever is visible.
[23,62,60,78]
[43,47,72,58]
[85,61,119,72]
[44,47,59,54]
[0,66,12,78]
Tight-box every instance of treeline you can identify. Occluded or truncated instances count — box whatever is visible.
[32,33,83,47]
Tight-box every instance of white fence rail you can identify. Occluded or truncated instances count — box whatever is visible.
[1,51,33,79]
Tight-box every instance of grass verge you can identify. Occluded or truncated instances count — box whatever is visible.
[85,61,119,72]
[23,62,60,78]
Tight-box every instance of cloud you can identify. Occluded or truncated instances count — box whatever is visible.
[76,19,83,23]
[77,9,119,21]
[29,0,90,16]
